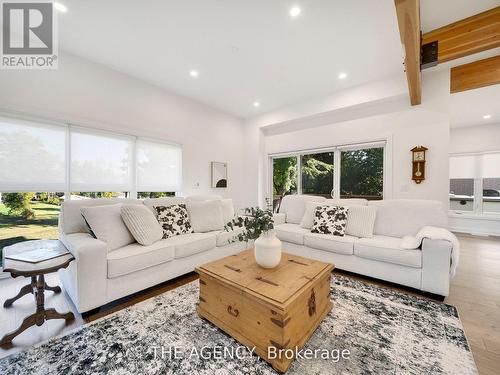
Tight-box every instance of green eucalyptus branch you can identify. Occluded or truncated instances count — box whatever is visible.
[224,207,274,242]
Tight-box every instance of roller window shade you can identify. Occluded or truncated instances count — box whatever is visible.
[70,129,134,192]
[0,116,66,192]
[450,153,500,179]
[136,139,182,192]
[481,153,500,178]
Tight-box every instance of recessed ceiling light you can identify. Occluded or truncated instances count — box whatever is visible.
[289,6,301,18]
[189,70,199,78]
[338,72,348,80]
[483,114,492,119]
[54,2,67,13]
[253,101,260,108]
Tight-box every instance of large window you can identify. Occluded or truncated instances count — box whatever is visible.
[70,129,134,192]
[271,142,385,212]
[0,192,61,267]
[340,148,384,199]
[301,152,334,198]
[272,157,298,212]
[136,139,182,193]
[449,153,500,215]
[0,117,66,192]
[0,114,183,268]
[0,115,183,196]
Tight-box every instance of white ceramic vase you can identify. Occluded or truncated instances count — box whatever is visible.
[254,230,282,268]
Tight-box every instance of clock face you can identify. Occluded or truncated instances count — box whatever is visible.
[413,151,425,161]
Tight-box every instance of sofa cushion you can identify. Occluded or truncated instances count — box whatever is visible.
[107,240,175,278]
[61,198,142,234]
[275,223,310,245]
[300,201,326,229]
[186,200,224,232]
[212,227,245,247]
[311,206,348,236]
[121,204,163,246]
[279,195,326,224]
[345,206,377,238]
[155,204,193,238]
[161,232,217,259]
[186,195,223,201]
[143,197,186,213]
[354,235,422,268]
[81,204,135,251]
[220,199,235,225]
[304,233,356,255]
[324,198,368,206]
[369,199,447,238]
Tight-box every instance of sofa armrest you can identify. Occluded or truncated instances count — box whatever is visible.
[420,238,452,296]
[58,233,108,312]
[273,213,286,225]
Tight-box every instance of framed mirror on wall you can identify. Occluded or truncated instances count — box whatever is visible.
[211,162,227,188]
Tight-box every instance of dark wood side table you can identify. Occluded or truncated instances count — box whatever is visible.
[0,240,75,347]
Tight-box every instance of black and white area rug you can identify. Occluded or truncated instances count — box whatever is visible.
[0,276,477,374]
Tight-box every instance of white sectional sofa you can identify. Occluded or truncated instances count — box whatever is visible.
[58,197,246,313]
[273,195,456,297]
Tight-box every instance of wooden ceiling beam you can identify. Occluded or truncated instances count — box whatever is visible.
[422,6,500,64]
[451,55,500,93]
[395,0,422,105]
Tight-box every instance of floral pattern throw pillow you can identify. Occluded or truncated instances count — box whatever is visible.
[154,204,193,238]
[311,205,348,236]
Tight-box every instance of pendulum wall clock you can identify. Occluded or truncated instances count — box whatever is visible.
[411,146,427,184]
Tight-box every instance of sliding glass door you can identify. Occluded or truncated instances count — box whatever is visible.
[270,142,385,211]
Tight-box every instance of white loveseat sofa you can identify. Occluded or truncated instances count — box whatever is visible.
[58,197,246,313]
[273,195,455,297]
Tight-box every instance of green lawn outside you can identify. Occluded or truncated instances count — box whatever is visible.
[0,202,60,262]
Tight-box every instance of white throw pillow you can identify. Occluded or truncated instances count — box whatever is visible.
[300,201,325,229]
[81,204,135,251]
[121,205,163,246]
[220,199,235,225]
[186,200,225,233]
[345,206,377,238]
[143,197,186,213]
[311,206,349,236]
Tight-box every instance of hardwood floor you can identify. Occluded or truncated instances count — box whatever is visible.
[0,234,499,374]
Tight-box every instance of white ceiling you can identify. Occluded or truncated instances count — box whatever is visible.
[58,0,404,118]
[451,85,500,128]
[420,0,499,32]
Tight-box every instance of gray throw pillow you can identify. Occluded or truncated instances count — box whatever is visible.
[80,204,135,251]
[121,205,164,246]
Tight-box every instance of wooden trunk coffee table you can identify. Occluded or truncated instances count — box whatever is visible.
[196,249,334,373]
[0,240,75,347]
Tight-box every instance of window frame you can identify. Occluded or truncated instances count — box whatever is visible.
[268,140,388,202]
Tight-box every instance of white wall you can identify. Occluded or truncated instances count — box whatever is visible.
[0,52,247,208]
[243,69,451,209]
[450,123,500,154]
